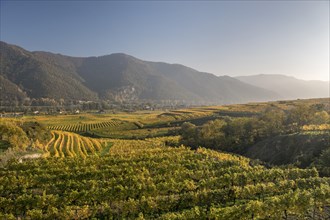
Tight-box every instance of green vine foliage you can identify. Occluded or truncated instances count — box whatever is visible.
[0,139,329,219]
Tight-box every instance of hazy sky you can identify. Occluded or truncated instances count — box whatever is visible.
[1,1,329,81]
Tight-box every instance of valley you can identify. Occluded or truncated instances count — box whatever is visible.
[1,1,329,219]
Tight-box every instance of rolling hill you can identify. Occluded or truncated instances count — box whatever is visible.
[1,41,279,104]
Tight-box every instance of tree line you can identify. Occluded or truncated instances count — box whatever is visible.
[180,104,329,152]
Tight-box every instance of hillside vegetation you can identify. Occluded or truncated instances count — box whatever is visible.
[245,131,329,167]
[1,41,279,104]
[0,42,97,101]
[1,138,329,219]
[180,100,330,176]
[3,42,329,107]
[0,98,329,218]
[42,131,106,158]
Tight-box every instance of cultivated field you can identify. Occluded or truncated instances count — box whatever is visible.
[42,131,106,158]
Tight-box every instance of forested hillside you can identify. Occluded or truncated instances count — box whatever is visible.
[1,41,279,105]
[3,41,328,107]
[0,42,98,101]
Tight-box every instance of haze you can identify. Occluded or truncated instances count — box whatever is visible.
[1,1,329,81]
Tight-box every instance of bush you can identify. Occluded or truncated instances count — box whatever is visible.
[0,121,29,149]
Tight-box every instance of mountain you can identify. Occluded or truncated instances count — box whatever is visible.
[236,74,329,100]
[75,54,279,103]
[0,41,98,101]
[1,41,279,104]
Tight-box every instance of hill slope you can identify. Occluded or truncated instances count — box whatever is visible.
[1,137,329,219]
[236,74,329,100]
[0,41,98,101]
[1,41,279,104]
[244,131,330,168]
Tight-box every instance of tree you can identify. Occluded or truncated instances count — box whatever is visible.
[199,119,226,149]
[180,122,198,148]
[0,121,29,149]
[318,148,330,167]
[311,111,329,125]
[287,104,314,129]
[259,108,285,136]
[222,118,258,150]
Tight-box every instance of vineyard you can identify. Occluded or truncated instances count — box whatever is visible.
[159,110,212,121]
[302,124,330,131]
[0,138,329,219]
[47,120,122,132]
[42,131,105,158]
[1,98,329,219]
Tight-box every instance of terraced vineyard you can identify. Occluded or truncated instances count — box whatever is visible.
[159,110,212,121]
[1,98,329,219]
[1,138,329,219]
[47,120,122,132]
[42,131,105,158]
[302,123,330,131]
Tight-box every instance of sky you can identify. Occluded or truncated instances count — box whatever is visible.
[1,1,329,81]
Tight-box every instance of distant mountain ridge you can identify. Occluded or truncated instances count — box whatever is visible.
[236,74,329,100]
[1,41,327,105]
[0,41,280,104]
